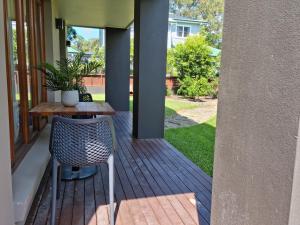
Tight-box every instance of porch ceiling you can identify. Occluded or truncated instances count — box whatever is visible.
[55,0,134,29]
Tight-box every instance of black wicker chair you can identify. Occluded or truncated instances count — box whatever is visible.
[76,93,95,119]
[79,93,93,102]
[50,116,116,225]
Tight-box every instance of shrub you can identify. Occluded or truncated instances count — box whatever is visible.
[166,48,178,76]
[166,87,173,96]
[209,77,219,98]
[177,76,217,99]
[177,76,194,97]
[171,35,217,79]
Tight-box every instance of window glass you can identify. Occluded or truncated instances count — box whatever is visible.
[24,0,35,134]
[183,26,190,37]
[177,26,183,37]
[7,0,22,145]
[35,2,42,103]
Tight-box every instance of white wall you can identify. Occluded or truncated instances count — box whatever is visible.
[44,0,60,102]
[0,0,15,224]
[44,0,60,64]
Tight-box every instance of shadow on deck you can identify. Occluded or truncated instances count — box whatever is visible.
[25,112,212,225]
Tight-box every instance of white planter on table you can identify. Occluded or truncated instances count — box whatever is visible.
[61,90,79,107]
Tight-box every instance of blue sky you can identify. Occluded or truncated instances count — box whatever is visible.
[73,26,100,40]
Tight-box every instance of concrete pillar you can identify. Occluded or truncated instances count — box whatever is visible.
[105,28,130,111]
[211,0,300,225]
[0,0,15,224]
[132,0,169,138]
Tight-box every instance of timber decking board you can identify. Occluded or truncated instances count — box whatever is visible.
[25,112,212,225]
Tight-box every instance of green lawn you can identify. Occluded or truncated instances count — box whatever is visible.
[92,93,197,117]
[165,116,216,176]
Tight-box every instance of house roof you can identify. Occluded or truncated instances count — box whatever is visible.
[169,13,207,25]
[67,47,80,53]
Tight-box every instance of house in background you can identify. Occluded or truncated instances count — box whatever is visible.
[67,46,80,60]
[167,13,207,48]
[67,47,95,62]
[129,13,207,49]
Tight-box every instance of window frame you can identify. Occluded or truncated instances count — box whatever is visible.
[3,0,47,168]
[176,25,191,38]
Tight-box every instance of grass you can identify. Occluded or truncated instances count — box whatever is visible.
[164,98,198,117]
[92,93,198,117]
[165,116,217,176]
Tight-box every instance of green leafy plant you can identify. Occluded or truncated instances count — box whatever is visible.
[209,77,219,98]
[177,76,216,99]
[171,35,217,79]
[166,86,173,96]
[37,52,100,92]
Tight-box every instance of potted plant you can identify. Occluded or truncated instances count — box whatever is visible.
[38,52,100,106]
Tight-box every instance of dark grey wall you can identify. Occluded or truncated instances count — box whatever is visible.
[59,26,67,59]
[133,0,169,139]
[105,28,130,111]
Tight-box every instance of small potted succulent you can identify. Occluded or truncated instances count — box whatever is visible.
[38,52,100,106]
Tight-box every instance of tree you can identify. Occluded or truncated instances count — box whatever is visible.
[130,38,134,74]
[67,27,77,42]
[66,27,105,73]
[170,0,224,48]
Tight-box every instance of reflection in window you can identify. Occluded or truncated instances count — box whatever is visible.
[177,26,183,37]
[176,25,190,37]
[24,0,34,132]
[183,27,190,37]
[7,10,22,144]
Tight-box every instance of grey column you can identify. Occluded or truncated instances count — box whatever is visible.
[105,28,130,111]
[133,0,169,139]
[59,25,67,59]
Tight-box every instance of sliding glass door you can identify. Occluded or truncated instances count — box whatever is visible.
[4,0,46,166]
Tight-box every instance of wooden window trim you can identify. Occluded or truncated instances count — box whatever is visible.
[15,0,30,144]
[3,0,15,161]
[38,0,47,102]
[3,0,48,166]
[28,0,40,130]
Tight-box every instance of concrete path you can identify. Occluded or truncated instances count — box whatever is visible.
[165,98,218,129]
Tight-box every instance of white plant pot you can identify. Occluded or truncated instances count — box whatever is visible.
[61,90,79,107]
[47,90,61,103]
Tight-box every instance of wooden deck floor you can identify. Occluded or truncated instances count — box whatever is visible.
[26,112,212,225]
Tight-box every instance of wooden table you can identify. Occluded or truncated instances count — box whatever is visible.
[29,102,115,116]
[29,101,115,180]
